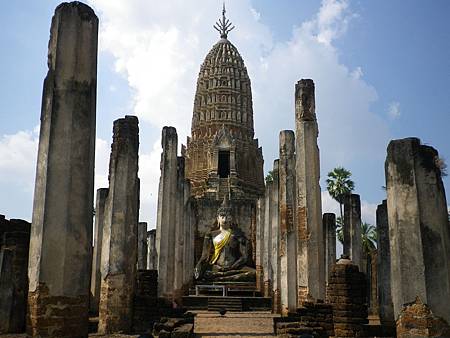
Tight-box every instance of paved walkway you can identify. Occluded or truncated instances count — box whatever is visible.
[193,311,279,337]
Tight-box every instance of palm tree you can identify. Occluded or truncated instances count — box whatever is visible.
[361,222,377,254]
[336,216,344,244]
[326,167,355,222]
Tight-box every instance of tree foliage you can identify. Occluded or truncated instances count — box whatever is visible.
[326,166,355,223]
[265,170,275,184]
[361,222,377,254]
[335,218,377,254]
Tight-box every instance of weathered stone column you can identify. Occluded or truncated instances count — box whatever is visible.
[262,181,272,298]
[98,116,139,334]
[278,131,297,315]
[90,188,108,314]
[0,219,31,333]
[323,213,336,283]
[376,200,394,326]
[343,194,362,271]
[27,3,98,336]
[155,127,178,298]
[146,229,157,270]
[271,160,281,313]
[182,181,194,287]
[386,137,450,324]
[255,196,265,293]
[174,157,185,296]
[295,79,325,302]
[138,222,148,270]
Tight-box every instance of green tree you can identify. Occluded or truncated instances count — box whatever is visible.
[361,222,377,254]
[335,218,377,254]
[336,216,343,244]
[265,170,275,184]
[326,166,355,222]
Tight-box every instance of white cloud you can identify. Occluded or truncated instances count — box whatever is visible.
[0,129,39,191]
[387,101,401,119]
[94,138,110,192]
[138,140,163,226]
[350,66,363,80]
[315,0,354,45]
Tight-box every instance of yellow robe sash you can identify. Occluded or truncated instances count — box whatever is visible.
[210,230,232,264]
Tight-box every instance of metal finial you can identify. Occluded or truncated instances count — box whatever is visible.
[214,2,235,39]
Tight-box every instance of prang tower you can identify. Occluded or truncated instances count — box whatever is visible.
[185,6,264,255]
[186,6,264,199]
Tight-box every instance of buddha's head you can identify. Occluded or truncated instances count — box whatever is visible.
[217,195,233,229]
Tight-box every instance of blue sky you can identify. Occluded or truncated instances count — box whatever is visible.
[1,0,449,227]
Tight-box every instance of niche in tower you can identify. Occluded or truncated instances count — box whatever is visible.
[218,150,230,178]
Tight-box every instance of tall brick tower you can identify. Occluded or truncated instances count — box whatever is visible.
[185,5,264,260]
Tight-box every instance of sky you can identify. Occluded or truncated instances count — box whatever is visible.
[1,0,449,229]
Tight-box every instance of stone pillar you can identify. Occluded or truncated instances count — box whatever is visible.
[386,137,450,324]
[278,130,297,315]
[90,188,108,314]
[146,229,157,270]
[327,257,368,337]
[155,127,178,298]
[262,181,272,298]
[182,180,194,287]
[98,116,139,334]
[271,160,281,313]
[138,222,148,270]
[323,213,336,283]
[343,194,362,271]
[0,219,31,333]
[255,196,265,293]
[376,200,394,326]
[27,3,98,336]
[174,157,185,296]
[295,79,325,302]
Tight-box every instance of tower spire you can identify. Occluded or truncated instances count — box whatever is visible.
[214,3,235,39]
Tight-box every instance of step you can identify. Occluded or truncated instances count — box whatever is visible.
[194,311,279,336]
[183,295,272,312]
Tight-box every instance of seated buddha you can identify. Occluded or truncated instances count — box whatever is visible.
[194,196,256,283]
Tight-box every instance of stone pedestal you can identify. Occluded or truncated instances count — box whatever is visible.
[27,3,98,337]
[147,230,157,270]
[343,194,362,271]
[327,257,368,337]
[278,130,297,315]
[323,213,336,283]
[386,137,450,324]
[295,79,325,302]
[98,116,139,334]
[0,219,30,333]
[138,222,148,270]
[376,200,394,326]
[90,188,108,314]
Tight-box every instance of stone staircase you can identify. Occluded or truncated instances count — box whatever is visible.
[207,297,243,312]
[194,311,279,337]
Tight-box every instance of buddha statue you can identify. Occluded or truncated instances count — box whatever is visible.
[194,196,256,283]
